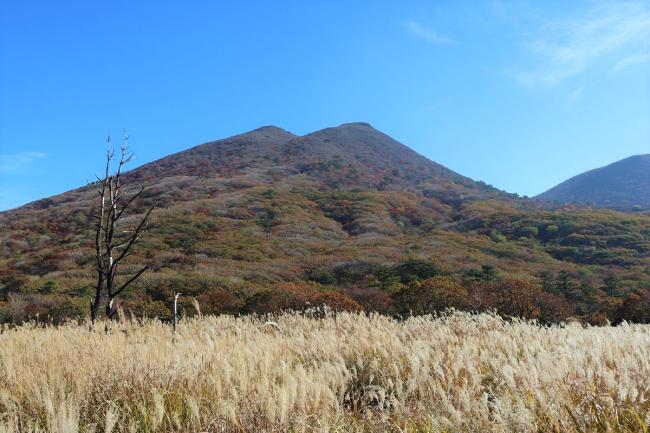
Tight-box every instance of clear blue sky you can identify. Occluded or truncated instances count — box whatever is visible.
[1,0,649,211]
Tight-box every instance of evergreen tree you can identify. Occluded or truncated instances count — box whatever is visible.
[481,265,499,282]
[539,271,555,293]
[603,274,624,297]
[554,270,582,301]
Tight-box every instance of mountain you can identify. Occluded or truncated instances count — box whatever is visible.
[537,155,650,210]
[117,121,504,200]
[2,123,650,324]
[19,122,506,212]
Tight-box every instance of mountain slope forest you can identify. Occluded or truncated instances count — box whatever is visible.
[1,123,650,324]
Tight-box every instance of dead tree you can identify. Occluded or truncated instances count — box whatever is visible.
[90,133,155,323]
[173,292,181,335]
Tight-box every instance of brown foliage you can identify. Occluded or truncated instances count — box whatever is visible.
[309,291,362,313]
[616,290,650,323]
[349,287,394,313]
[471,278,574,322]
[393,276,470,315]
[534,291,575,323]
[198,287,241,315]
[243,283,360,314]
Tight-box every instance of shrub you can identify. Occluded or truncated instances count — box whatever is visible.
[615,290,650,323]
[472,278,541,319]
[332,262,383,284]
[393,276,469,315]
[0,271,29,295]
[393,258,440,283]
[516,225,539,239]
[307,269,337,285]
[128,300,172,319]
[243,283,360,314]
[39,279,62,294]
[349,287,394,314]
[534,291,574,323]
[243,286,309,314]
[309,291,361,312]
[197,287,242,315]
[48,297,87,323]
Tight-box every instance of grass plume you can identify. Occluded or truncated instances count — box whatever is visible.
[0,312,648,432]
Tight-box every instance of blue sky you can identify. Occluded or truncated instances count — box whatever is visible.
[1,0,649,211]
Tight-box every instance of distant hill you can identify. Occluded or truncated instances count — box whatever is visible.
[2,124,650,324]
[537,155,650,210]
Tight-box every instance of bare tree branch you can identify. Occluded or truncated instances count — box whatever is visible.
[112,201,156,267]
[112,266,148,298]
[89,133,155,323]
[115,186,145,221]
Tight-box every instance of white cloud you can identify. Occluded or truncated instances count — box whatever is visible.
[0,152,47,174]
[405,21,451,44]
[612,52,650,71]
[515,1,650,86]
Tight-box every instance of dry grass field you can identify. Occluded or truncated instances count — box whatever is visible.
[1,312,649,433]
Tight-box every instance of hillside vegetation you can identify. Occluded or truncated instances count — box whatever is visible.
[1,312,649,433]
[1,124,650,324]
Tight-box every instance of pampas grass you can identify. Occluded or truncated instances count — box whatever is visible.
[0,312,648,432]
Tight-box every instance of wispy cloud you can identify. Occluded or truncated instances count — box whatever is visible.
[514,1,650,86]
[0,152,47,174]
[405,21,451,44]
[612,52,650,72]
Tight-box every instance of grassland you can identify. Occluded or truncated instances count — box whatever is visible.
[1,312,649,433]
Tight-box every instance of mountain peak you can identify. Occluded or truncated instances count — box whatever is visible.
[251,125,294,134]
[537,154,650,210]
[306,122,388,142]
[239,125,297,139]
[337,121,375,129]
